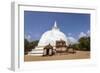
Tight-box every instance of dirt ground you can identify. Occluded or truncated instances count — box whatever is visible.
[24,51,90,62]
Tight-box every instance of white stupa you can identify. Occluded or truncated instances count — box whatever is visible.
[28,21,69,56]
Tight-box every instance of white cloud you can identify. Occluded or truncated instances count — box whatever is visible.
[68,33,72,36]
[25,34,32,42]
[87,30,90,36]
[27,35,31,39]
[68,36,78,45]
[78,30,90,38]
[79,32,87,38]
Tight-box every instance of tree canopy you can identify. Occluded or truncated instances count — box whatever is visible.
[71,36,90,51]
[24,39,39,55]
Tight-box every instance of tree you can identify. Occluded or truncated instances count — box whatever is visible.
[30,40,39,49]
[24,39,39,55]
[70,36,90,51]
[24,39,30,55]
[78,37,90,51]
[71,44,80,50]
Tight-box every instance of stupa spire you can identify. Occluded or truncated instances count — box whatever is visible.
[54,21,57,28]
[52,21,59,30]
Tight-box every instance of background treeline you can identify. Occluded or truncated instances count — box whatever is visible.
[71,36,90,51]
[24,39,39,55]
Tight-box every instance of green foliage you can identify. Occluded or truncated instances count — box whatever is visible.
[71,36,90,51]
[78,37,90,51]
[71,44,80,50]
[24,39,39,55]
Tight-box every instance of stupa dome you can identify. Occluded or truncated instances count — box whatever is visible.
[38,21,69,47]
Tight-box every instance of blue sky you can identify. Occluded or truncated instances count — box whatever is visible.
[24,11,90,42]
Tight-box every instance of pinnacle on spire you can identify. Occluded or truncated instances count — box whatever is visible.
[54,21,57,28]
[52,21,59,30]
